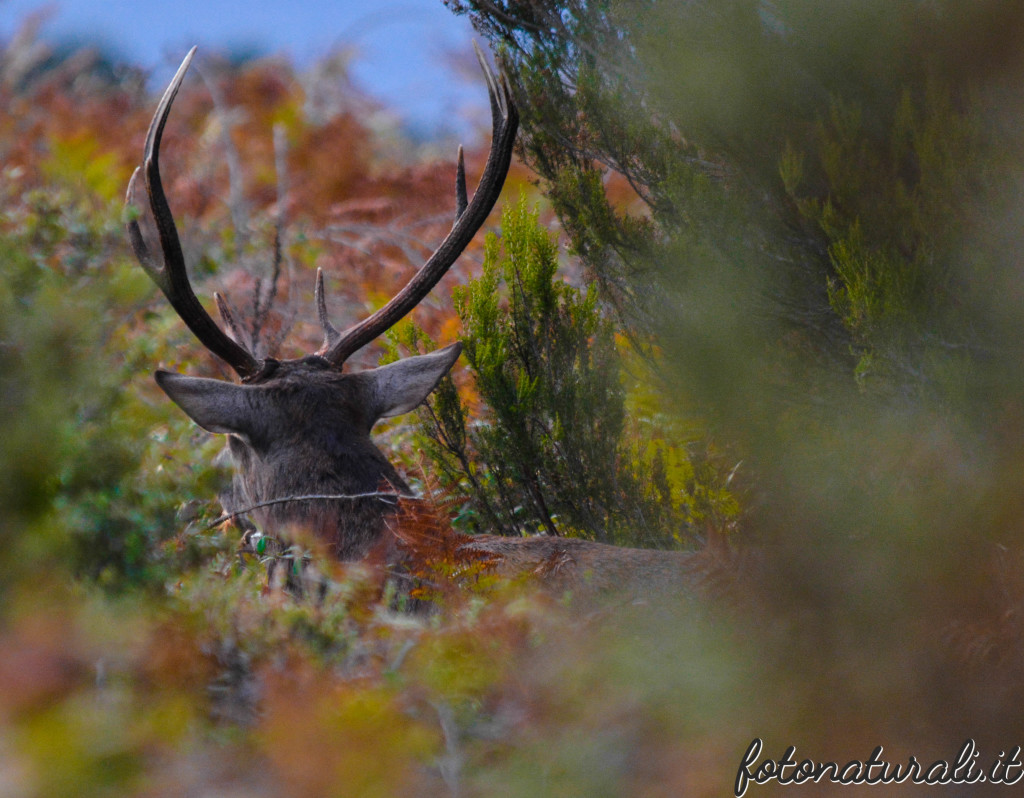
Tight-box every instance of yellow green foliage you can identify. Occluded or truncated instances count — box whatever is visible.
[783,82,996,392]
[42,131,130,202]
[620,348,740,532]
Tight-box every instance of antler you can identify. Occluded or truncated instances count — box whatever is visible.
[126,47,263,380]
[317,42,518,366]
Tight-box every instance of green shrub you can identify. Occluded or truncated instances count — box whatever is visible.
[388,199,721,547]
[0,186,227,595]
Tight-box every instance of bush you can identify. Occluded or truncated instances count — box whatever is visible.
[388,199,731,547]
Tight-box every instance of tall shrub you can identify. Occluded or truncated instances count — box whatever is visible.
[390,199,721,547]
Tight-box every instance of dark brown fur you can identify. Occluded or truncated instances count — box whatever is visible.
[211,357,411,560]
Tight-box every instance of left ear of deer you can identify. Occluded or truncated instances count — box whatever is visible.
[154,370,255,437]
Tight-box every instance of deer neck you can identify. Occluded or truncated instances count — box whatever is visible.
[228,436,411,561]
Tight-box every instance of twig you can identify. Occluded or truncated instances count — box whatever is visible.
[195,61,250,247]
[433,699,464,798]
[206,491,420,530]
[386,638,416,674]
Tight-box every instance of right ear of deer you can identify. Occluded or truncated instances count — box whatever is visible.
[125,47,263,380]
[316,41,518,366]
[364,342,464,419]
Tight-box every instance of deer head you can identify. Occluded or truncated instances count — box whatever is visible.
[127,46,518,560]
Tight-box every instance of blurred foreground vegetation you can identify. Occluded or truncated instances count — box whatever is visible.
[4,3,1024,796]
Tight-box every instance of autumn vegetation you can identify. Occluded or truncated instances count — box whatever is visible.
[5,2,1024,796]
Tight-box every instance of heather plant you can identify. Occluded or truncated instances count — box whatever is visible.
[446,0,1024,407]
[387,198,725,547]
[780,84,1002,396]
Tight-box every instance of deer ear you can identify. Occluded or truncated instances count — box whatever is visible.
[367,342,462,420]
[154,370,255,436]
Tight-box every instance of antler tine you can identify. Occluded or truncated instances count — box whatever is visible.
[474,40,506,123]
[126,167,157,270]
[125,47,263,380]
[320,44,518,366]
[214,292,248,347]
[315,268,342,352]
[455,145,468,220]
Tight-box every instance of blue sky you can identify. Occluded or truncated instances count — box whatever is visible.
[1,0,485,136]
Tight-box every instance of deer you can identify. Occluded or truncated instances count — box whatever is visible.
[127,46,698,603]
